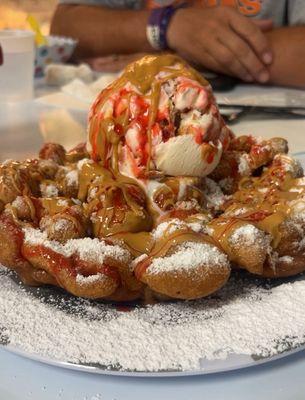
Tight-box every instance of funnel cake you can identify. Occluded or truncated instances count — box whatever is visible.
[0,54,305,302]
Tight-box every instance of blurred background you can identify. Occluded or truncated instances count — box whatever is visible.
[0,0,56,34]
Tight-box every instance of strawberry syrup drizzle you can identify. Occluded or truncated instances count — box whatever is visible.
[73,256,121,286]
[22,244,121,287]
[22,244,75,277]
[134,257,151,281]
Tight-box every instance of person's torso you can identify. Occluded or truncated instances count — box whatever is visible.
[59,0,305,27]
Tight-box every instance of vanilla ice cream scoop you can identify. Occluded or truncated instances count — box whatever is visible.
[155,135,223,177]
[87,54,232,178]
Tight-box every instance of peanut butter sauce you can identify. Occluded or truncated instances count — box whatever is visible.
[111,231,153,257]
[78,161,152,238]
[0,162,27,201]
[40,198,73,215]
[135,228,217,280]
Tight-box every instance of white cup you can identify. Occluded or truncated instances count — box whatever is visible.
[0,30,35,103]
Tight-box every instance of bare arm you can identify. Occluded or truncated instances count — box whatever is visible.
[51,5,272,82]
[265,27,305,88]
[50,4,152,58]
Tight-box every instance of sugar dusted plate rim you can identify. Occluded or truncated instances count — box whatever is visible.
[3,339,305,378]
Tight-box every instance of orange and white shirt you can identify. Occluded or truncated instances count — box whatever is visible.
[59,0,305,26]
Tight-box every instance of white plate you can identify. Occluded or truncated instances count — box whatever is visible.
[1,103,305,377]
[1,259,305,377]
[4,341,305,378]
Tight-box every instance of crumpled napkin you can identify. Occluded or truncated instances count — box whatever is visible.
[45,63,95,86]
[61,73,118,104]
[45,63,118,104]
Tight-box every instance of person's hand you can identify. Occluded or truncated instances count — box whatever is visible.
[167,6,273,83]
[0,46,3,65]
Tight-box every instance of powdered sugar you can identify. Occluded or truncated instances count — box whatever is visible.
[230,224,261,246]
[65,170,79,186]
[224,207,250,217]
[77,158,93,171]
[219,177,234,193]
[186,221,205,233]
[1,265,305,372]
[153,218,207,240]
[175,199,201,211]
[88,187,98,202]
[11,196,25,209]
[279,256,294,264]
[230,224,271,249]
[76,273,106,286]
[130,254,148,271]
[53,219,71,233]
[23,227,131,265]
[238,154,251,176]
[147,241,228,275]
[40,183,59,198]
[57,199,69,207]
[204,178,227,210]
[84,395,103,400]
[153,219,185,240]
[274,154,303,177]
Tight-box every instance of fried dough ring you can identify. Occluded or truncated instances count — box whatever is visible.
[262,214,305,278]
[21,242,120,298]
[208,218,271,275]
[0,207,124,299]
[39,143,66,165]
[134,228,230,300]
[0,213,53,286]
[0,162,32,204]
[210,154,305,277]
[105,286,143,302]
[39,205,88,243]
[7,196,88,243]
[210,136,288,193]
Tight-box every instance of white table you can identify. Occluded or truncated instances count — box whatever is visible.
[1,84,305,400]
[2,348,305,400]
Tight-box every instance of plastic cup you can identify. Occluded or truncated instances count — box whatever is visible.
[0,30,35,102]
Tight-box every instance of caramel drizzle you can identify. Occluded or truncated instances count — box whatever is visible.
[212,162,305,249]
[134,229,216,280]
[111,231,153,257]
[78,161,152,237]
[7,194,82,232]
[0,162,29,198]
[209,211,272,256]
